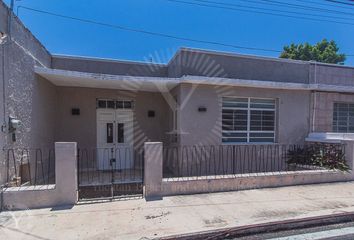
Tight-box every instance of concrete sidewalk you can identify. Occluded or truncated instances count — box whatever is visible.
[1,182,354,240]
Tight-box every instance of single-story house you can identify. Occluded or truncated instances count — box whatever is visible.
[1,1,354,188]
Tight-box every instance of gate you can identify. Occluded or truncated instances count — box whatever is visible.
[77,147,144,200]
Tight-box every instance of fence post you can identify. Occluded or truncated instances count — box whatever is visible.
[144,142,163,201]
[55,142,78,205]
[342,140,354,171]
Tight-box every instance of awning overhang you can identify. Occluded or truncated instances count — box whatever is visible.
[35,67,354,94]
[35,67,179,92]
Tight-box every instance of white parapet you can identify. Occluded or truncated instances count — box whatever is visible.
[305,132,354,143]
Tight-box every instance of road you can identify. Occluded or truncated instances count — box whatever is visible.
[237,222,354,240]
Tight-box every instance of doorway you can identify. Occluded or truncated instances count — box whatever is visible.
[96,108,134,170]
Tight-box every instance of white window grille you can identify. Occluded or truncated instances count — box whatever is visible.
[333,102,354,133]
[222,97,276,143]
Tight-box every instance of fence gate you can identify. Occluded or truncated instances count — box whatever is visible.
[77,147,144,200]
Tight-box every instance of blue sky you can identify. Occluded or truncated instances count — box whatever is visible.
[4,0,354,65]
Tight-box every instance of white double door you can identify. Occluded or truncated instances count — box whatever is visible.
[97,109,134,170]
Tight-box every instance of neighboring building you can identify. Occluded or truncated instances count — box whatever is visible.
[1,2,354,185]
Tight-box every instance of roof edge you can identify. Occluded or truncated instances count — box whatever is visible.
[174,47,354,69]
[1,1,51,57]
[52,54,168,67]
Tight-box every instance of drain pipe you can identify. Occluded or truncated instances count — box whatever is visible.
[1,43,5,133]
[0,183,5,212]
[1,0,14,136]
[311,61,318,133]
[0,1,15,211]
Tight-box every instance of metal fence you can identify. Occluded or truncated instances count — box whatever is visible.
[163,143,346,180]
[77,147,144,199]
[3,148,55,187]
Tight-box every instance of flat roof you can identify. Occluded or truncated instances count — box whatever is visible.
[53,46,354,72]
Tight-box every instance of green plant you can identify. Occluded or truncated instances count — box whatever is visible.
[280,39,346,64]
[287,143,349,172]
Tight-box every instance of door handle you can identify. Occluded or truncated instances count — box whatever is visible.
[110,158,116,166]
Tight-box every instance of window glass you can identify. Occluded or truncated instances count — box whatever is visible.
[222,97,248,108]
[107,100,115,109]
[98,100,106,108]
[116,101,124,109]
[124,101,132,109]
[333,102,354,133]
[96,99,133,109]
[117,123,124,143]
[222,97,276,143]
[106,123,113,143]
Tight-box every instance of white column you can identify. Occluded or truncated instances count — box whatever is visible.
[144,142,163,200]
[55,142,78,205]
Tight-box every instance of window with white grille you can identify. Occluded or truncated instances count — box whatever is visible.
[333,102,354,133]
[222,97,276,143]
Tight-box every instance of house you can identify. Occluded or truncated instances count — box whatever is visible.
[1,1,354,198]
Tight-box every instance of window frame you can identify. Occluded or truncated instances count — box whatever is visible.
[222,97,277,144]
[96,99,134,110]
[332,102,354,133]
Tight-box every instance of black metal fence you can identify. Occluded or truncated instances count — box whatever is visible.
[3,148,55,187]
[77,147,144,199]
[163,143,347,180]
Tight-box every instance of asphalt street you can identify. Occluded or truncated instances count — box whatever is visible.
[236,221,354,240]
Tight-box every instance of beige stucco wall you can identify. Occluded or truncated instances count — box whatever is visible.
[178,83,311,146]
[3,142,78,210]
[162,170,354,196]
[55,87,171,149]
[312,91,354,132]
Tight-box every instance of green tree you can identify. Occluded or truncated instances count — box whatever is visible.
[280,39,346,64]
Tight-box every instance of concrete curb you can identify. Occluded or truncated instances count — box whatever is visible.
[160,212,354,240]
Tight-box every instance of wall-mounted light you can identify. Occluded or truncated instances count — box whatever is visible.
[198,107,207,112]
[0,31,8,45]
[9,116,21,142]
[71,108,80,115]
[148,110,155,118]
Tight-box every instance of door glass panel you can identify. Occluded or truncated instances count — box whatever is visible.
[117,123,124,143]
[106,123,113,143]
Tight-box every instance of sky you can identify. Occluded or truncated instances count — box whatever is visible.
[4,0,354,65]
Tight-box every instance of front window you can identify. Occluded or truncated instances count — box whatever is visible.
[222,97,276,143]
[333,102,354,133]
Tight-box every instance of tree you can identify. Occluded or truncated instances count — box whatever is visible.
[280,39,346,64]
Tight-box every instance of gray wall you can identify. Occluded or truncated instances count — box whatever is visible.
[310,63,354,86]
[0,2,56,184]
[55,87,171,149]
[178,83,311,146]
[168,48,310,84]
[52,55,168,77]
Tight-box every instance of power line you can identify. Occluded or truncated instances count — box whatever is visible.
[188,0,354,21]
[16,6,354,58]
[325,0,354,7]
[167,0,354,25]
[18,6,281,53]
[257,0,354,17]
[233,0,354,16]
[294,0,354,10]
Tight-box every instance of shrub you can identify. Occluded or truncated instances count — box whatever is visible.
[287,143,349,171]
